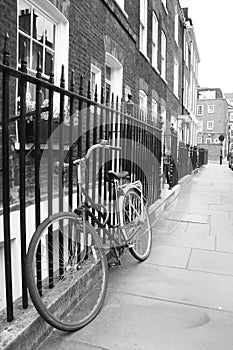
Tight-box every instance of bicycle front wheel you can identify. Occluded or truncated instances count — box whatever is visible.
[26,212,108,332]
[120,189,152,261]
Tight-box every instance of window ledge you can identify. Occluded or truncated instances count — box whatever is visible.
[112,0,128,18]
[152,65,160,75]
[161,3,168,15]
[14,142,71,151]
[160,75,168,84]
[139,49,150,62]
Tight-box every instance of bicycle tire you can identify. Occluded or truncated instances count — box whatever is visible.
[26,212,108,332]
[120,189,152,261]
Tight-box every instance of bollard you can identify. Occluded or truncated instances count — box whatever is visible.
[169,155,173,190]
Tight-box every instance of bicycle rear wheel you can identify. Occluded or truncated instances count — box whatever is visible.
[26,212,108,332]
[120,189,152,261]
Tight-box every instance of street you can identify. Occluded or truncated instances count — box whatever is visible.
[37,161,233,350]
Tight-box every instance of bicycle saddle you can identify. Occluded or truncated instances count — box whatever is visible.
[107,170,129,180]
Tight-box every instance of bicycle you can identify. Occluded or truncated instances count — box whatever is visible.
[26,140,152,332]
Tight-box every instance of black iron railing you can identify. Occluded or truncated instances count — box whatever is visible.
[0,33,162,322]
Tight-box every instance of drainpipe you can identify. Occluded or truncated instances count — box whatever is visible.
[181,22,185,116]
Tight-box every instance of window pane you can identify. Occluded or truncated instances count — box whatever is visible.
[45,48,54,75]
[91,72,96,99]
[32,41,43,70]
[18,34,30,66]
[33,10,44,42]
[106,65,112,81]
[44,18,55,49]
[19,0,31,35]
[106,83,111,103]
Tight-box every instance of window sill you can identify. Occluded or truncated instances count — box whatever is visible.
[112,0,128,18]
[152,65,160,75]
[161,3,168,15]
[14,142,71,151]
[160,75,168,85]
[139,49,150,62]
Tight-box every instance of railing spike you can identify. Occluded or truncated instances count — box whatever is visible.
[116,95,119,111]
[70,69,75,92]
[49,57,54,84]
[94,84,98,103]
[60,64,65,88]
[87,80,91,100]
[20,40,27,72]
[79,75,84,96]
[36,51,42,78]
[101,87,104,105]
[3,33,10,65]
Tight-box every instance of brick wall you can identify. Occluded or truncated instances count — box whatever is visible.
[0,0,185,209]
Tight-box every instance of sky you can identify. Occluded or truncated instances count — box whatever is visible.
[179,0,233,93]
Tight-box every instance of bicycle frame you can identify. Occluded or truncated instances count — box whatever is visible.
[61,140,145,253]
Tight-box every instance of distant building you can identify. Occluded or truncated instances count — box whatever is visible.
[224,93,233,155]
[196,87,228,160]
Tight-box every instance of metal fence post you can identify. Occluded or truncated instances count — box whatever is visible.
[2,33,14,321]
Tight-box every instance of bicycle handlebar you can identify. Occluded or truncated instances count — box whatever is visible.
[58,140,121,169]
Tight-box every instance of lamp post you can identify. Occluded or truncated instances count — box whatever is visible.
[219,134,224,165]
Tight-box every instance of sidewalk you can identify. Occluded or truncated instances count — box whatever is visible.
[3,161,233,350]
[35,161,233,350]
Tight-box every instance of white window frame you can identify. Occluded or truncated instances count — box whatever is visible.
[139,90,147,121]
[161,30,167,81]
[173,56,179,97]
[207,105,214,114]
[91,64,101,102]
[114,0,124,10]
[16,0,69,148]
[205,137,211,144]
[197,137,202,144]
[17,0,69,87]
[161,0,168,13]
[152,11,158,70]
[139,0,148,56]
[152,98,158,124]
[174,7,179,45]
[207,120,214,130]
[197,105,203,116]
[197,121,203,132]
[105,53,123,105]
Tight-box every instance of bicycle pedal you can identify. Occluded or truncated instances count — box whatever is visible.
[110,247,118,259]
[108,260,121,268]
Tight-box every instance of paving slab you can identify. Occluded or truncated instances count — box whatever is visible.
[209,204,233,212]
[215,235,233,254]
[146,244,191,269]
[209,217,233,237]
[38,292,233,350]
[153,223,215,250]
[108,260,233,312]
[188,249,233,275]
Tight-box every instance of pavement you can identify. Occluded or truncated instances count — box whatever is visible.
[35,161,233,350]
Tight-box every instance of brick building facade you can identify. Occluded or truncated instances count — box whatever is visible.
[0,0,200,205]
[0,0,200,310]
